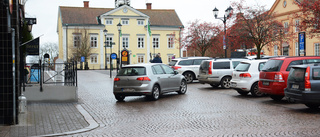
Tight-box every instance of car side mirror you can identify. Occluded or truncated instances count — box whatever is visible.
[174,70,179,75]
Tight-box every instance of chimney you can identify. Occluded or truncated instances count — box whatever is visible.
[84,1,89,8]
[146,3,152,10]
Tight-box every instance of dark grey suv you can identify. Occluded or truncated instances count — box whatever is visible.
[284,64,320,109]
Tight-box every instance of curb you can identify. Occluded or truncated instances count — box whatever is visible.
[37,104,99,137]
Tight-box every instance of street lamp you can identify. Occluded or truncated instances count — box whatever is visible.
[117,22,122,71]
[213,6,233,58]
[103,29,108,70]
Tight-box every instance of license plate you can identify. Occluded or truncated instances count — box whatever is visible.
[231,82,237,87]
[292,84,299,89]
[262,81,269,86]
[122,88,135,92]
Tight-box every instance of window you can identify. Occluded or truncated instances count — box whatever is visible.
[295,20,300,32]
[137,20,144,25]
[235,63,250,71]
[106,53,110,63]
[274,45,278,55]
[118,67,146,76]
[122,19,129,25]
[258,62,266,71]
[295,42,299,56]
[167,55,174,63]
[212,62,230,69]
[152,37,159,49]
[137,37,144,48]
[286,60,303,71]
[283,47,289,56]
[194,59,206,65]
[73,35,81,47]
[284,22,289,34]
[161,65,174,74]
[122,37,129,48]
[168,37,174,48]
[106,19,113,25]
[315,43,320,56]
[152,65,165,74]
[178,60,193,65]
[137,55,144,63]
[90,35,97,48]
[262,60,283,72]
[106,37,113,48]
[90,55,98,64]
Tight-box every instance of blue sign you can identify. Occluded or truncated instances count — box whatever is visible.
[110,53,117,59]
[299,32,305,54]
[81,56,85,62]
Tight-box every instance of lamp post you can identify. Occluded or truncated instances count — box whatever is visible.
[117,23,122,71]
[103,29,108,70]
[213,6,233,58]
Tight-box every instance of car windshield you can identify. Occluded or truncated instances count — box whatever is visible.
[287,68,306,82]
[235,63,250,72]
[261,60,283,72]
[169,60,177,66]
[118,67,146,76]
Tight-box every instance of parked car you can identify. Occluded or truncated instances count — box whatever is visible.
[169,57,212,83]
[198,58,248,88]
[259,56,320,101]
[113,63,187,101]
[284,64,320,109]
[231,59,268,96]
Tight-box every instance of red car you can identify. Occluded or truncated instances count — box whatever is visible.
[259,56,320,101]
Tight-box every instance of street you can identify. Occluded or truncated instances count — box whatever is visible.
[73,70,320,136]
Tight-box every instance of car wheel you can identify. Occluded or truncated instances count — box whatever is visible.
[149,84,160,100]
[250,82,264,97]
[115,95,125,101]
[183,72,194,83]
[236,89,249,96]
[270,95,283,101]
[305,103,320,109]
[210,84,219,87]
[220,77,231,89]
[177,79,187,94]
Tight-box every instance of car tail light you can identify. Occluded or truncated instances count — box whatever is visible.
[172,66,181,70]
[114,78,120,81]
[208,61,212,75]
[137,77,151,81]
[305,66,311,91]
[274,72,284,82]
[239,73,251,78]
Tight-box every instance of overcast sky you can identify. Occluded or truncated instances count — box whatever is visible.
[25,0,275,45]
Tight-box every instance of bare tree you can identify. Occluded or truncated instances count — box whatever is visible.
[68,27,92,62]
[40,42,58,63]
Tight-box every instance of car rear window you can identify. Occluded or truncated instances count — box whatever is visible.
[235,63,250,71]
[287,67,306,82]
[118,67,146,76]
[169,60,177,66]
[258,62,266,71]
[232,61,241,69]
[261,60,283,72]
[200,61,210,71]
[212,62,230,69]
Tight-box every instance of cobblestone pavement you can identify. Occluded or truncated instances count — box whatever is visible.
[71,70,320,136]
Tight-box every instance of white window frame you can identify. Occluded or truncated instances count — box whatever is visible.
[122,19,129,25]
[137,20,144,26]
[73,34,81,48]
[152,37,160,49]
[295,19,300,32]
[122,36,129,48]
[295,42,299,56]
[284,22,289,34]
[137,55,145,63]
[315,43,320,56]
[90,55,98,64]
[167,37,174,49]
[90,35,98,48]
[167,54,174,63]
[274,45,278,55]
[106,18,113,25]
[137,37,144,49]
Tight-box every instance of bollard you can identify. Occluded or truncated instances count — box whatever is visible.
[18,93,27,113]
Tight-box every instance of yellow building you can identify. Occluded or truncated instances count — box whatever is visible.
[264,0,320,56]
[57,1,183,69]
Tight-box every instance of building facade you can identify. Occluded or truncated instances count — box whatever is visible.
[264,0,320,56]
[57,1,184,69]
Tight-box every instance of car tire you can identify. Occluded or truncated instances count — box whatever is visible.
[115,95,125,101]
[250,82,264,97]
[183,72,194,83]
[177,79,187,94]
[236,89,249,96]
[305,103,320,109]
[220,77,231,89]
[149,84,160,101]
[270,95,283,101]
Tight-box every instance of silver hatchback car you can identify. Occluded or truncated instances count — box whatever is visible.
[113,63,187,101]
